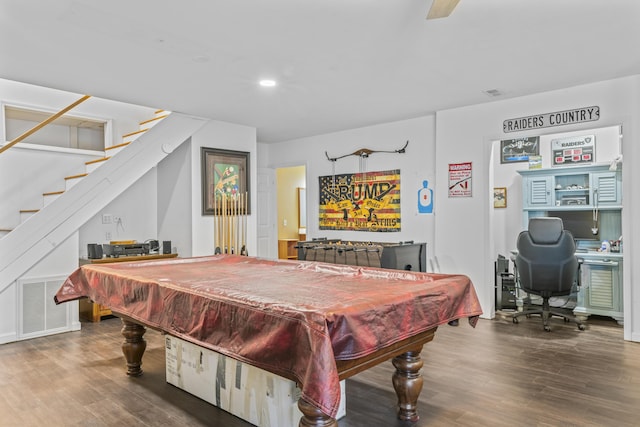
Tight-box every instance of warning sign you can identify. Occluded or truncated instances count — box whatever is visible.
[448,162,472,198]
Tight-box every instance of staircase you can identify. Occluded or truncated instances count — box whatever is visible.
[0,110,208,294]
[13,110,169,224]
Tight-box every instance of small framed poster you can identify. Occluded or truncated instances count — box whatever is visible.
[500,136,540,163]
[493,187,507,208]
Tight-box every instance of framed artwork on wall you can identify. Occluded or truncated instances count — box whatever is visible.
[493,187,507,208]
[201,147,250,215]
[500,136,540,163]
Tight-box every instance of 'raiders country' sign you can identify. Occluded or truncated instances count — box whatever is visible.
[503,106,599,133]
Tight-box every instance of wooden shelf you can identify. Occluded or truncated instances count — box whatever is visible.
[84,253,178,264]
[278,239,298,260]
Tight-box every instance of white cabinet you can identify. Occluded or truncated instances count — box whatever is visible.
[519,164,622,213]
[591,171,622,206]
[517,164,623,323]
[574,256,623,324]
[522,175,553,208]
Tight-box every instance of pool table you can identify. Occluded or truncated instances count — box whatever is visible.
[55,255,481,426]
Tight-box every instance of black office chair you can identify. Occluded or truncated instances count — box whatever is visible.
[512,217,585,332]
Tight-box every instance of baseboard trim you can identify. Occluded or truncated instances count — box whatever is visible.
[0,332,18,345]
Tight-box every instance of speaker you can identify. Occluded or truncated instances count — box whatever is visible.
[87,243,103,259]
[162,240,171,254]
[148,240,159,253]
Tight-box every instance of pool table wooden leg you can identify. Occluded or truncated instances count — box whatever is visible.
[297,398,338,427]
[392,348,424,422]
[120,319,147,377]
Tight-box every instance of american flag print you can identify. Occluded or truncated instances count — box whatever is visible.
[318,169,401,232]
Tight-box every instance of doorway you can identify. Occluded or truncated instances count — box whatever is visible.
[276,165,306,259]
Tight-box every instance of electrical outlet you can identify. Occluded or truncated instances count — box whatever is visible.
[283,219,287,226]
[106,232,112,240]
[102,214,112,224]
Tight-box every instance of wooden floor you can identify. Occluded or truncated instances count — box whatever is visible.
[1,314,639,426]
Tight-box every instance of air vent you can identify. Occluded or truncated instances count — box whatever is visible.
[483,89,503,97]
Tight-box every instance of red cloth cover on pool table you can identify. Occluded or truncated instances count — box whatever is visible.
[55,255,482,418]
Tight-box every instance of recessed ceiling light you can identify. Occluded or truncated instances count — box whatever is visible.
[259,79,277,87]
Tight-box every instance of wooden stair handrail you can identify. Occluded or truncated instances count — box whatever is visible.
[0,95,91,155]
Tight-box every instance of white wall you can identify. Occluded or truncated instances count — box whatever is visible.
[157,138,193,257]
[262,116,437,258]
[190,120,258,256]
[0,147,99,227]
[79,168,159,256]
[434,75,639,341]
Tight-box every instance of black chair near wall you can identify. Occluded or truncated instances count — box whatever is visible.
[512,217,585,332]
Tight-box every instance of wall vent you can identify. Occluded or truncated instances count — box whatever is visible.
[18,276,74,340]
[483,89,503,97]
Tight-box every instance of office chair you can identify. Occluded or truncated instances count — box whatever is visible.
[512,217,585,331]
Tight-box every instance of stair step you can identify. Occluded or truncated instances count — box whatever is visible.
[105,142,130,156]
[0,228,12,238]
[43,190,65,206]
[85,157,109,165]
[64,173,88,180]
[20,209,39,222]
[122,128,148,144]
[85,156,110,173]
[64,173,88,190]
[140,114,168,130]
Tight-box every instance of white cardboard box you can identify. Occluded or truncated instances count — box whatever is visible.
[165,335,346,426]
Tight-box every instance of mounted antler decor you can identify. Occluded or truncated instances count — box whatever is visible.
[325,140,409,186]
[325,140,409,162]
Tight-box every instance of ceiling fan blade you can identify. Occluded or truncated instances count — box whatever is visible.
[426,0,461,20]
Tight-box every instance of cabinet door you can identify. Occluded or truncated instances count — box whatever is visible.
[575,260,623,323]
[523,176,553,208]
[592,172,621,206]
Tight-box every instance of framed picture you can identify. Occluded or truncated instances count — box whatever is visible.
[500,136,540,163]
[201,147,250,215]
[493,187,507,208]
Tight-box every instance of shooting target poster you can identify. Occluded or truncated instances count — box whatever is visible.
[448,162,472,198]
[319,169,400,232]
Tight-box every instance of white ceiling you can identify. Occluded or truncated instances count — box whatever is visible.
[1,0,639,143]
